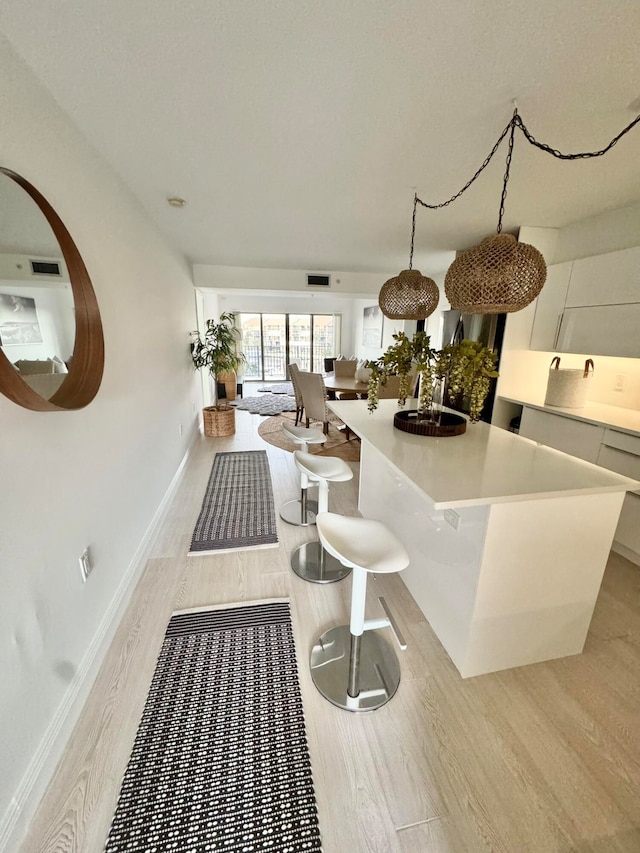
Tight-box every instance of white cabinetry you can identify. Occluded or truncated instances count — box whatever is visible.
[529,247,640,356]
[519,407,604,463]
[520,407,640,564]
[597,429,640,563]
[565,247,640,307]
[529,262,572,351]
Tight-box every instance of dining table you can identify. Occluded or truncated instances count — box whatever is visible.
[323,373,369,398]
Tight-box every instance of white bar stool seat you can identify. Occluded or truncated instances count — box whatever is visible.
[279,423,326,526]
[310,512,410,712]
[290,450,353,583]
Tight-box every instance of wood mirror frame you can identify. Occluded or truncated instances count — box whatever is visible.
[0,167,104,411]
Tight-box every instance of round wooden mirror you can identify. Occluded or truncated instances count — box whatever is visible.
[0,167,104,411]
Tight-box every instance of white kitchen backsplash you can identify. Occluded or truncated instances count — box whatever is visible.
[498,349,640,412]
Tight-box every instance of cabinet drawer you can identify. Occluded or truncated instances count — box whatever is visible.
[601,428,640,456]
[520,407,604,463]
[596,445,640,496]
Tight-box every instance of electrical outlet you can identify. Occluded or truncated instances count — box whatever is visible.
[444,509,460,530]
[79,547,92,582]
[614,374,625,392]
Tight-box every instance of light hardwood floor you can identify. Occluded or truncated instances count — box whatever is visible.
[21,411,640,852]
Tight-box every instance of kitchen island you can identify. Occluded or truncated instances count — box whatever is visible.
[328,398,639,677]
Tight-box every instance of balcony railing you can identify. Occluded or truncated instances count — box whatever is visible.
[242,343,334,380]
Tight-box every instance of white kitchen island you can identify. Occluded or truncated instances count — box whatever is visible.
[328,398,639,678]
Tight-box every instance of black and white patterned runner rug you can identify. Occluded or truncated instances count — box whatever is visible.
[104,600,322,852]
[190,450,278,554]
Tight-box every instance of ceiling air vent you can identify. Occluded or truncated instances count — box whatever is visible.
[30,259,62,276]
[306,273,331,288]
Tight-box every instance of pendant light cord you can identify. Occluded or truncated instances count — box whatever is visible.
[408,193,418,269]
[414,108,640,221]
[497,111,517,233]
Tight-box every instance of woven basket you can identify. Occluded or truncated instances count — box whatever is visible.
[444,234,547,314]
[378,269,440,320]
[544,357,594,408]
[203,404,235,437]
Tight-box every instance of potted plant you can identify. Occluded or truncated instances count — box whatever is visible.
[190,312,246,436]
[367,331,498,424]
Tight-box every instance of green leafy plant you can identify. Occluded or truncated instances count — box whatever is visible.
[190,312,246,402]
[367,331,498,423]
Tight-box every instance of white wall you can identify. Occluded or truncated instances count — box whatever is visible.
[554,201,640,263]
[194,264,392,368]
[194,263,386,297]
[210,291,357,358]
[351,272,448,363]
[0,37,200,849]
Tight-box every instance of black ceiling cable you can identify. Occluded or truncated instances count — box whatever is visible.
[414,108,640,212]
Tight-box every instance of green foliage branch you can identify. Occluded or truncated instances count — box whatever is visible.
[367,331,499,423]
[190,312,246,379]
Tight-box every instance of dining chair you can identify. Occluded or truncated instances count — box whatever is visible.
[377,367,419,400]
[288,362,305,426]
[333,359,358,378]
[296,369,341,436]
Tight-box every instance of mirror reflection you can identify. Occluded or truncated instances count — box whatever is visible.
[0,173,75,399]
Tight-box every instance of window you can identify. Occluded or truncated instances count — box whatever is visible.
[237,313,339,381]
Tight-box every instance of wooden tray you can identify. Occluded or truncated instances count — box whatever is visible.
[393,410,467,437]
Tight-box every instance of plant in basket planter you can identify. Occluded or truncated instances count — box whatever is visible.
[367,331,498,424]
[190,312,246,436]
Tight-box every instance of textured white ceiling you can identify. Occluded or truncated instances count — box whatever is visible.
[2,0,640,275]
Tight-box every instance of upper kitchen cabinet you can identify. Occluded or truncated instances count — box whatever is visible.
[565,247,640,307]
[529,261,572,351]
[529,247,640,357]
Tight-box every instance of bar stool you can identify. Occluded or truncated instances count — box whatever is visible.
[279,423,326,526]
[290,451,353,584]
[310,512,410,712]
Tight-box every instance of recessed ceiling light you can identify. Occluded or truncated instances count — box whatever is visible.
[167,196,187,208]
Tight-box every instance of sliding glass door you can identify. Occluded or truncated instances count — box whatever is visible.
[238,313,339,380]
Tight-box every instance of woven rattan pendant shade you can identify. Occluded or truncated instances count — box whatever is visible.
[444,234,547,314]
[378,269,439,320]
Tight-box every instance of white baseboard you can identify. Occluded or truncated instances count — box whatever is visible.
[611,539,640,567]
[0,437,196,853]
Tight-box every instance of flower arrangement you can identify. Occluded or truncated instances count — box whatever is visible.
[367,331,499,423]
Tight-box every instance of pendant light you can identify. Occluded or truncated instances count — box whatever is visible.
[378,193,440,320]
[444,113,546,314]
[396,106,640,317]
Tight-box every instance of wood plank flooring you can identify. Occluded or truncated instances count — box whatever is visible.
[21,410,640,852]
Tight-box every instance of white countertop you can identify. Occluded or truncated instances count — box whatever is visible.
[501,395,640,437]
[328,398,639,509]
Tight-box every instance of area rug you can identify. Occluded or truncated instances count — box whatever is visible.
[258,413,361,462]
[231,393,298,416]
[104,600,322,853]
[256,382,295,395]
[189,450,278,554]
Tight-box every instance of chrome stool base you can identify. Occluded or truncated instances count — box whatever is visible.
[310,625,401,712]
[279,498,318,526]
[291,541,351,583]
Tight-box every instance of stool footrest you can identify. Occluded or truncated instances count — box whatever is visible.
[363,617,389,632]
[378,596,408,650]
